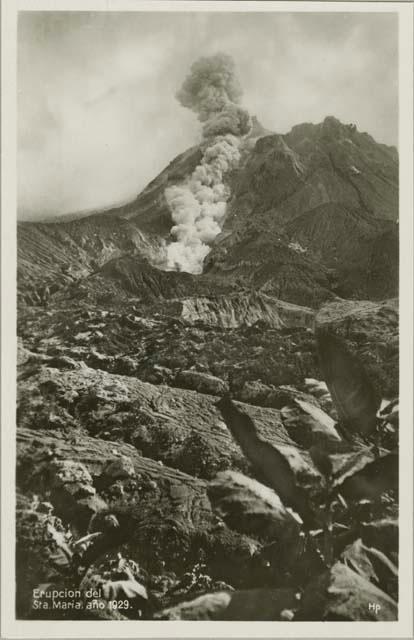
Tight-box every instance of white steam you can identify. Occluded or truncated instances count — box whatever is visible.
[164,54,251,273]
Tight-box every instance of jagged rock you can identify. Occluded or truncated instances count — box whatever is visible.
[237,380,274,405]
[18,299,322,392]
[48,355,84,370]
[294,398,341,442]
[74,331,93,342]
[16,427,258,586]
[338,450,398,500]
[167,293,314,329]
[316,298,399,399]
[316,329,381,436]
[175,370,229,396]
[19,459,106,531]
[88,350,115,369]
[50,487,106,533]
[17,364,300,468]
[304,377,329,398]
[360,519,398,557]
[17,340,33,366]
[149,365,174,384]
[304,378,334,414]
[50,460,93,487]
[216,396,322,527]
[208,471,302,542]
[297,561,398,621]
[114,356,138,376]
[36,501,54,514]
[341,538,398,601]
[236,382,323,412]
[238,382,318,409]
[16,494,73,618]
[56,481,96,498]
[281,407,325,449]
[41,491,108,535]
[155,587,298,620]
[101,456,136,481]
[285,397,341,446]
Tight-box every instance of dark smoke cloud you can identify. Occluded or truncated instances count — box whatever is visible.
[176,54,243,118]
[176,53,251,139]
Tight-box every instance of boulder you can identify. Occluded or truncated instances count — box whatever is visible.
[360,519,398,557]
[114,356,138,376]
[297,561,398,621]
[48,355,83,370]
[101,456,136,481]
[236,382,320,410]
[175,370,229,396]
[316,298,399,399]
[341,538,398,601]
[208,470,302,542]
[50,460,93,487]
[155,587,298,620]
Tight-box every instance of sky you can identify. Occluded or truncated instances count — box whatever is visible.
[18,11,398,220]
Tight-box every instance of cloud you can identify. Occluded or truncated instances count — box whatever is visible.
[17,11,398,220]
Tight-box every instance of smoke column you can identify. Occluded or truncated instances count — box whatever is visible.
[164,54,251,273]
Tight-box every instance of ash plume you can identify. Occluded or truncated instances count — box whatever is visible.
[164,54,251,273]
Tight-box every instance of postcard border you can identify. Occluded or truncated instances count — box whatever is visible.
[2,1,413,638]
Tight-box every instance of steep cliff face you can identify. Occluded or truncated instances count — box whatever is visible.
[17,214,163,305]
[165,293,315,329]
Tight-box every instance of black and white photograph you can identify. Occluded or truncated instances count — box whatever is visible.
[1,1,413,636]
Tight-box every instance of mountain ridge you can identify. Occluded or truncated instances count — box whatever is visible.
[17,115,398,308]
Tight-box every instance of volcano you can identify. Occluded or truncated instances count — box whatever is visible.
[16,114,399,622]
[18,115,398,307]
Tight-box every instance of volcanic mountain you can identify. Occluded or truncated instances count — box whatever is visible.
[16,115,400,621]
[18,116,398,308]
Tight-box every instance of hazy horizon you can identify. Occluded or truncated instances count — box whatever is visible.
[18,11,398,221]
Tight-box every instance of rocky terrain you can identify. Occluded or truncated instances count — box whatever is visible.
[16,117,399,621]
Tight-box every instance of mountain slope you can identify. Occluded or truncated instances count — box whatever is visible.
[17,116,398,307]
[205,117,398,304]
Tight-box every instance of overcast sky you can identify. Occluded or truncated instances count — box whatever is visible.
[18,11,398,220]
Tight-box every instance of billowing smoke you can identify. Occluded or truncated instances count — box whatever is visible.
[164,54,251,273]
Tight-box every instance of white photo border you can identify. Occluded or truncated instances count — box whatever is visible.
[1,1,413,638]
